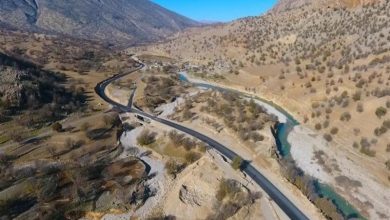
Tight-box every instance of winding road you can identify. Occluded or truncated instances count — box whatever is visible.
[95,61,310,220]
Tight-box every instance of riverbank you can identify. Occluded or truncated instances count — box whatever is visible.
[179,72,291,124]
[289,125,390,219]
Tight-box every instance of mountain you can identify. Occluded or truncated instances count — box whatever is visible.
[0,0,199,45]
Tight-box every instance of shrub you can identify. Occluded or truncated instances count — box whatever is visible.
[216,179,241,201]
[375,107,387,118]
[182,138,197,151]
[330,127,339,135]
[64,138,74,149]
[80,122,90,132]
[312,102,320,109]
[137,130,156,146]
[168,130,184,145]
[323,134,332,142]
[352,91,361,101]
[231,156,243,170]
[182,109,193,120]
[185,152,202,163]
[356,103,364,113]
[250,132,264,142]
[47,146,57,156]
[10,133,23,142]
[315,123,322,130]
[383,120,390,129]
[0,113,10,123]
[323,120,329,129]
[74,139,86,149]
[52,122,63,132]
[386,160,390,171]
[103,114,120,127]
[340,112,351,121]
[165,159,185,177]
[313,197,343,220]
[360,147,376,157]
[360,138,376,157]
[374,126,387,136]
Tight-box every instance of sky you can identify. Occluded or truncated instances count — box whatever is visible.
[152,0,277,22]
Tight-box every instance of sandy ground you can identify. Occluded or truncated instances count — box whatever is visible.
[289,126,333,182]
[208,148,290,220]
[102,110,292,220]
[121,126,168,219]
[105,85,131,106]
[289,125,390,219]
[165,119,323,220]
[155,97,184,118]
[162,148,289,220]
[102,126,169,220]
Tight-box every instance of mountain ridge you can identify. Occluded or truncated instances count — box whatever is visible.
[0,0,199,45]
[272,0,380,13]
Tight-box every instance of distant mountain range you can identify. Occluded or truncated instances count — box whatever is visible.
[0,0,199,45]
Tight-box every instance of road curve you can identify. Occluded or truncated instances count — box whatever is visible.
[95,61,310,220]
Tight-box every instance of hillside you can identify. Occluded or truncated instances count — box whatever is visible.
[0,53,86,125]
[272,0,379,12]
[0,32,154,219]
[135,0,390,219]
[0,0,199,45]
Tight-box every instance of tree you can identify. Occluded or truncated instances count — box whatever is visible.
[231,156,243,170]
[52,122,63,132]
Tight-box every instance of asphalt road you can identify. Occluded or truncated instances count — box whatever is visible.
[95,61,310,220]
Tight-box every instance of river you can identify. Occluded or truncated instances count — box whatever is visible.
[178,72,363,219]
